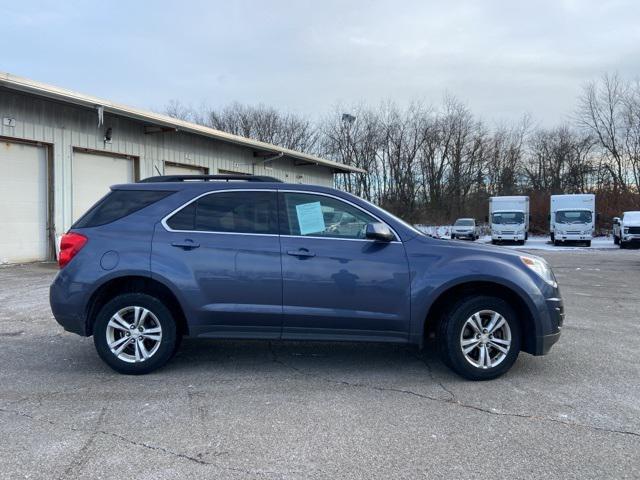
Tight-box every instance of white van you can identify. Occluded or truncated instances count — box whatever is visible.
[489,196,529,245]
[550,194,595,247]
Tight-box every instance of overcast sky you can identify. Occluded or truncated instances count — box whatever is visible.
[2,0,639,126]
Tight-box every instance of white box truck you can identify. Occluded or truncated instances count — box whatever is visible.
[489,196,529,245]
[550,194,595,247]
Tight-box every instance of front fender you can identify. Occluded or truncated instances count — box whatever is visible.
[405,240,552,345]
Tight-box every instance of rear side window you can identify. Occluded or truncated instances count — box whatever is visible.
[166,191,278,234]
[73,190,173,228]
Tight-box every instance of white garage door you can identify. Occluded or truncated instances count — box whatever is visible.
[0,141,48,263]
[72,151,134,222]
[164,163,207,176]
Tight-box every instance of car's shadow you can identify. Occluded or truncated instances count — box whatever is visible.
[167,338,449,376]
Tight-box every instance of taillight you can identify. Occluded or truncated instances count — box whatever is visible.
[58,232,88,268]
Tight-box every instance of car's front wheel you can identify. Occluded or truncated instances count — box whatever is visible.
[93,293,178,374]
[438,296,521,380]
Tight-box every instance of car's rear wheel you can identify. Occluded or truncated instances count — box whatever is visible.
[93,293,178,374]
[438,296,521,380]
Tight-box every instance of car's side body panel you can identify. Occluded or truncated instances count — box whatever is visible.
[280,235,411,342]
[152,223,283,339]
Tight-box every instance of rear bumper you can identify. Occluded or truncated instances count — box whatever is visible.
[49,275,88,336]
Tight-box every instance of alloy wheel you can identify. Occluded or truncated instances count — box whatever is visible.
[106,306,163,363]
[459,309,512,369]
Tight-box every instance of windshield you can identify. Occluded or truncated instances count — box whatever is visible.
[556,210,592,224]
[624,212,640,222]
[454,219,475,226]
[492,212,524,225]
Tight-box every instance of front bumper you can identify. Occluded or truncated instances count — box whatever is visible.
[452,231,476,239]
[533,296,563,355]
[537,331,561,355]
[622,234,640,243]
[492,234,525,241]
[555,233,592,242]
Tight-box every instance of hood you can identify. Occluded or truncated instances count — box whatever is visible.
[410,234,543,263]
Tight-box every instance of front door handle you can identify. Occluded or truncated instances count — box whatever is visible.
[287,248,315,258]
[171,239,200,250]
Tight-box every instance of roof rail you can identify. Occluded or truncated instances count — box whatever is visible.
[138,174,283,183]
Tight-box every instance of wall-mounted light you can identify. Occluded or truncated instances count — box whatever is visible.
[104,127,113,144]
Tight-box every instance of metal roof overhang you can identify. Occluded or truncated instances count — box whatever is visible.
[0,72,365,174]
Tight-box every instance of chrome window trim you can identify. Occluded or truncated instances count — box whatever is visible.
[161,188,401,242]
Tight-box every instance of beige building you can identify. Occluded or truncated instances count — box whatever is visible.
[0,73,362,264]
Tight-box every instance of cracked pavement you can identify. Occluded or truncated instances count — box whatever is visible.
[0,249,639,479]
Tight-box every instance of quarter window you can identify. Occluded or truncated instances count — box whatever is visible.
[166,191,278,234]
[280,193,377,239]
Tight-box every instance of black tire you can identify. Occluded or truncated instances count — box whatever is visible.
[620,240,626,249]
[491,240,497,245]
[554,240,560,247]
[585,240,591,247]
[525,232,529,241]
[614,235,619,245]
[438,296,521,381]
[451,234,456,240]
[550,233,555,243]
[93,293,178,375]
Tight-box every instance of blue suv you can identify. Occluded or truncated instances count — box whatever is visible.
[50,175,563,380]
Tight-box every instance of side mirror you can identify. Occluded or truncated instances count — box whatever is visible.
[613,217,620,225]
[365,222,394,242]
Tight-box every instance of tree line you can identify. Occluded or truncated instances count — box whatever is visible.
[165,73,640,231]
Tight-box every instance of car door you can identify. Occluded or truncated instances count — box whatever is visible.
[278,191,411,341]
[152,189,282,338]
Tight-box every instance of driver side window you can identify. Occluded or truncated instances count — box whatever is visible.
[280,192,377,239]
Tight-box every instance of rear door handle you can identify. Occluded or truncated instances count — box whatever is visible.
[171,239,200,250]
[287,249,315,258]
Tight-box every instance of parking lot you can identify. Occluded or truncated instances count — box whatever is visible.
[0,248,639,479]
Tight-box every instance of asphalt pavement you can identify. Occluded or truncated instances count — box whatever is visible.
[0,248,638,479]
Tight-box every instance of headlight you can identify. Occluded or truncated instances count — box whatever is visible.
[624,227,629,234]
[583,229,591,235]
[520,256,557,287]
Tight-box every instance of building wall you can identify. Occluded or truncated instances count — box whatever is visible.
[0,89,334,245]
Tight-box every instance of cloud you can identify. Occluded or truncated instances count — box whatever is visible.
[1,0,638,125]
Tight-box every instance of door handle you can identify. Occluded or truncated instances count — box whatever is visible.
[287,249,315,258]
[171,239,200,250]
